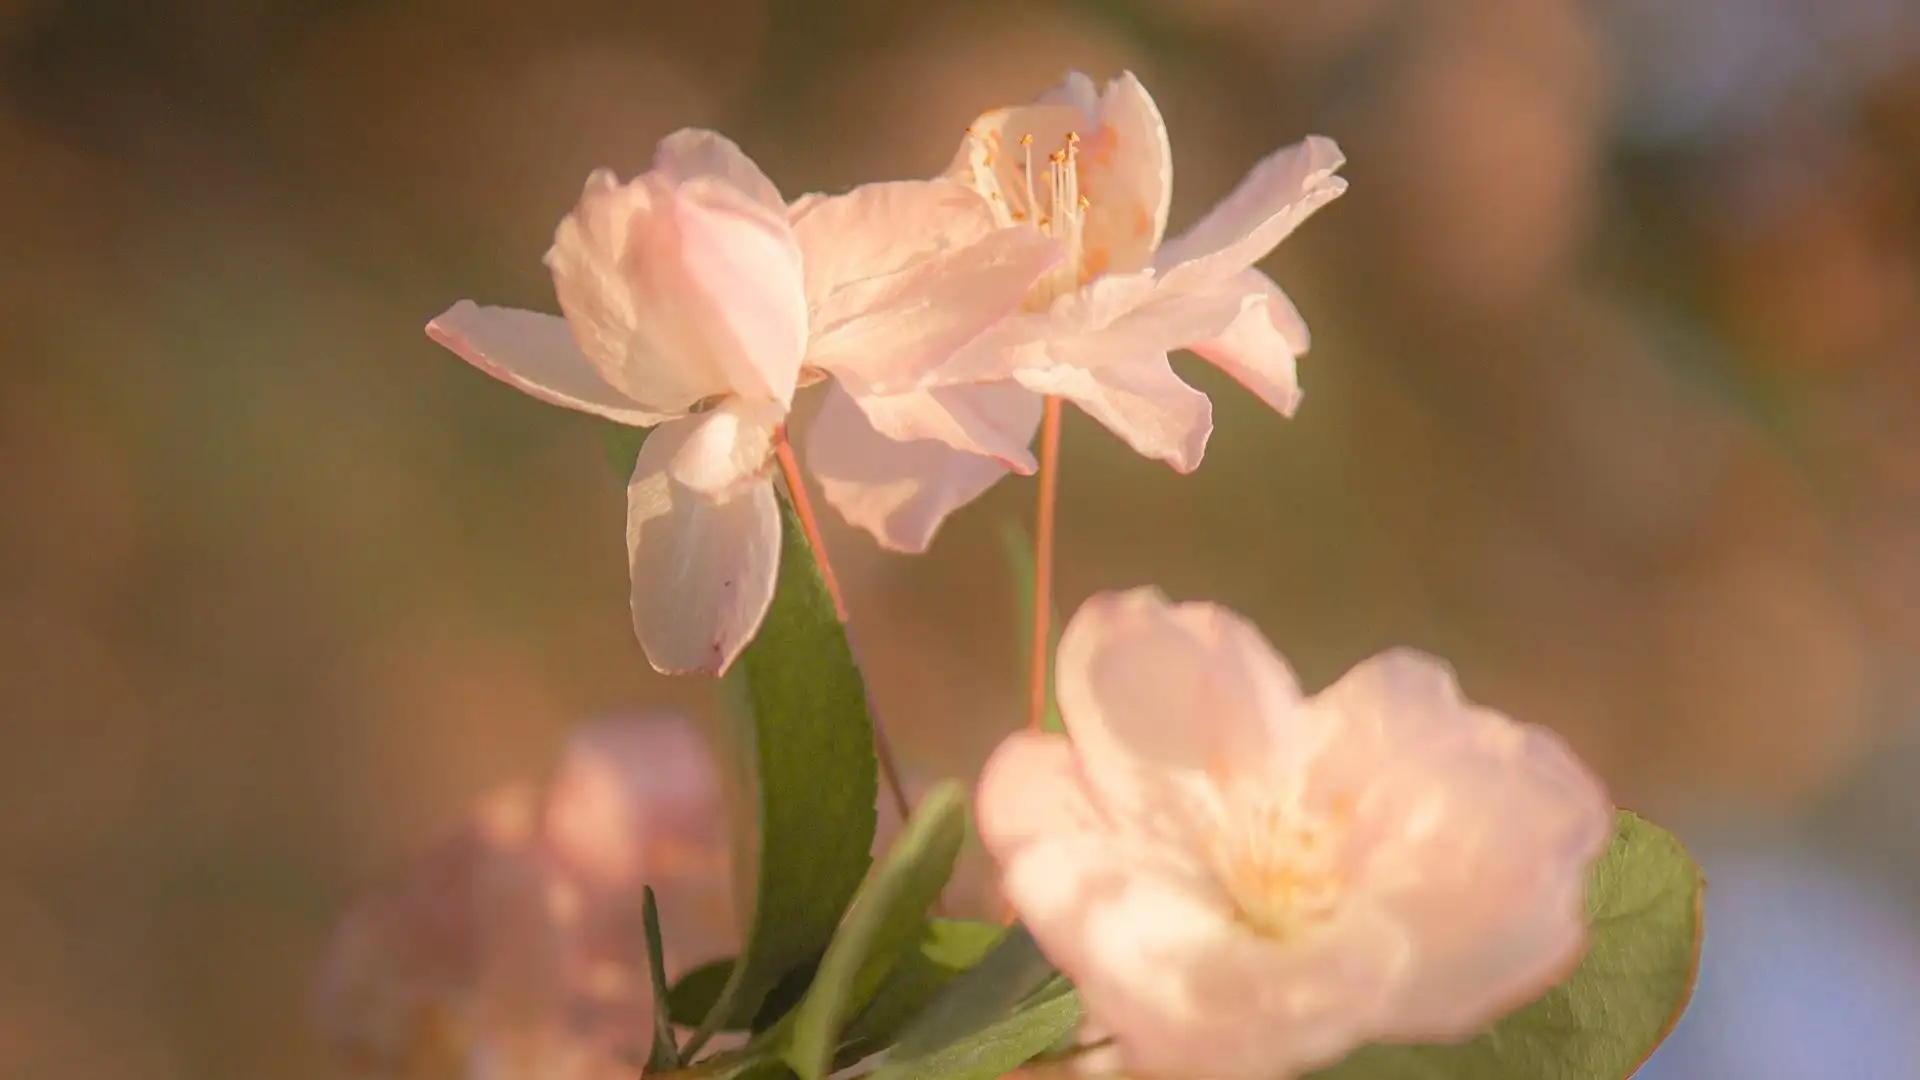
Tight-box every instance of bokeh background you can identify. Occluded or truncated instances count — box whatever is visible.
[6,0,1920,1076]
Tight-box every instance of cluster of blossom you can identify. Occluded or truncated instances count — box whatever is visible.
[321,72,1618,1080]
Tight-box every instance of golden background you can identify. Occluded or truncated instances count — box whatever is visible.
[5,0,1920,1076]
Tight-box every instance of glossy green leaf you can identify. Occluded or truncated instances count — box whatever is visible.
[997,520,1062,734]
[871,990,1084,1080]
[785,783,970,1080]
[1306,811,1705,1080]
[684,498,880,1056]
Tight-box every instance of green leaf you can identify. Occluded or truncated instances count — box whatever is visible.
[643,887,684,1072]
[996,520,1062,734]
[784,783,970,1080]
[669,960,742,1029]
[602,423,649,479]
[845,919,1008,1051]
[1305,810,1705,1080]
[883,924,1060,1064]
[685,498,880,1056]
[871,990,1084,1080]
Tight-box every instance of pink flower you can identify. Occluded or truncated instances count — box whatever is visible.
[976,589,1613,1080]
[429,130,1058,673]
[313,714,736,1080]
[808,73,1345,553]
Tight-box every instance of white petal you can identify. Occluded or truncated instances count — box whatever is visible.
[978,732,1401,1080]
[793,181,1060,393]
[1052,588,1307,835]
[546,171,808,412]
[789,179,998,313]
[626,416,781,675]
[1185,269,1310,417]
[666,397,785,500]
[1015,355,1212,472]
[1154,136,1348,294]
[1081,71,1174,275]
[1306,649,1615,1039]
[426,301,677,426]
[805,384,1017,554]
[845,381,1042,473]
[652,128,785,215]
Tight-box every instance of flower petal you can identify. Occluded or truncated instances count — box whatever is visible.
[1154,135,1348,295]
[844,381,1042,472]
[1306,649,1614,1040]
[806,384,1018,553]
[547,170,808,412]
[793,181,1060,393]
[978,732,1402,1080]
[626,416,781,675]
[652,128,785,216]
[426,302,676,426]
[544,170,720,411]
[790,180,997,310]
[1080,71,1173,276]
[666,397,784,500]
[1015,354,1212,471]
[1053,588,1306,836]
[1185,269,1310,417]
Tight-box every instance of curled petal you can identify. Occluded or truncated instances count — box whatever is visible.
[666,398,784,500]
[626,416,781,675]
[1154,135,1348,294]
[547,171,807,412]
[1186,269,1310,417]
[1081,71,1173,276]
[1015,355,1211,472]
[806,384,1018,553]
[426,302,675,426]
[846,381,1042,472]
[652,128,785,216]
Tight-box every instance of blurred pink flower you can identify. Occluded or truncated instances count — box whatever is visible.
[976,588,1612,1080]
[429,130,1058,674]
[809,73,1346,552]
[314,713,736,1080]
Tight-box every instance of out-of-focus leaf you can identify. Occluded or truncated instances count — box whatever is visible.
[870,991,1084,1080]
[844,920,1007,1052]
[784,782,969,1080]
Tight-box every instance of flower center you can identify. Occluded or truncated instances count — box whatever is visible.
[1209,796,1348,941]
[972,128,1092,308]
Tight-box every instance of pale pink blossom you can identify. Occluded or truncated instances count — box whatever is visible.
[314,714,736,1080]
[808,73,1344,553]
[976,589,1613,1080]
[429,130,1058,673]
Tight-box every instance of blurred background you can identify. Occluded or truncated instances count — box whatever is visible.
[5,0,1920,1076]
